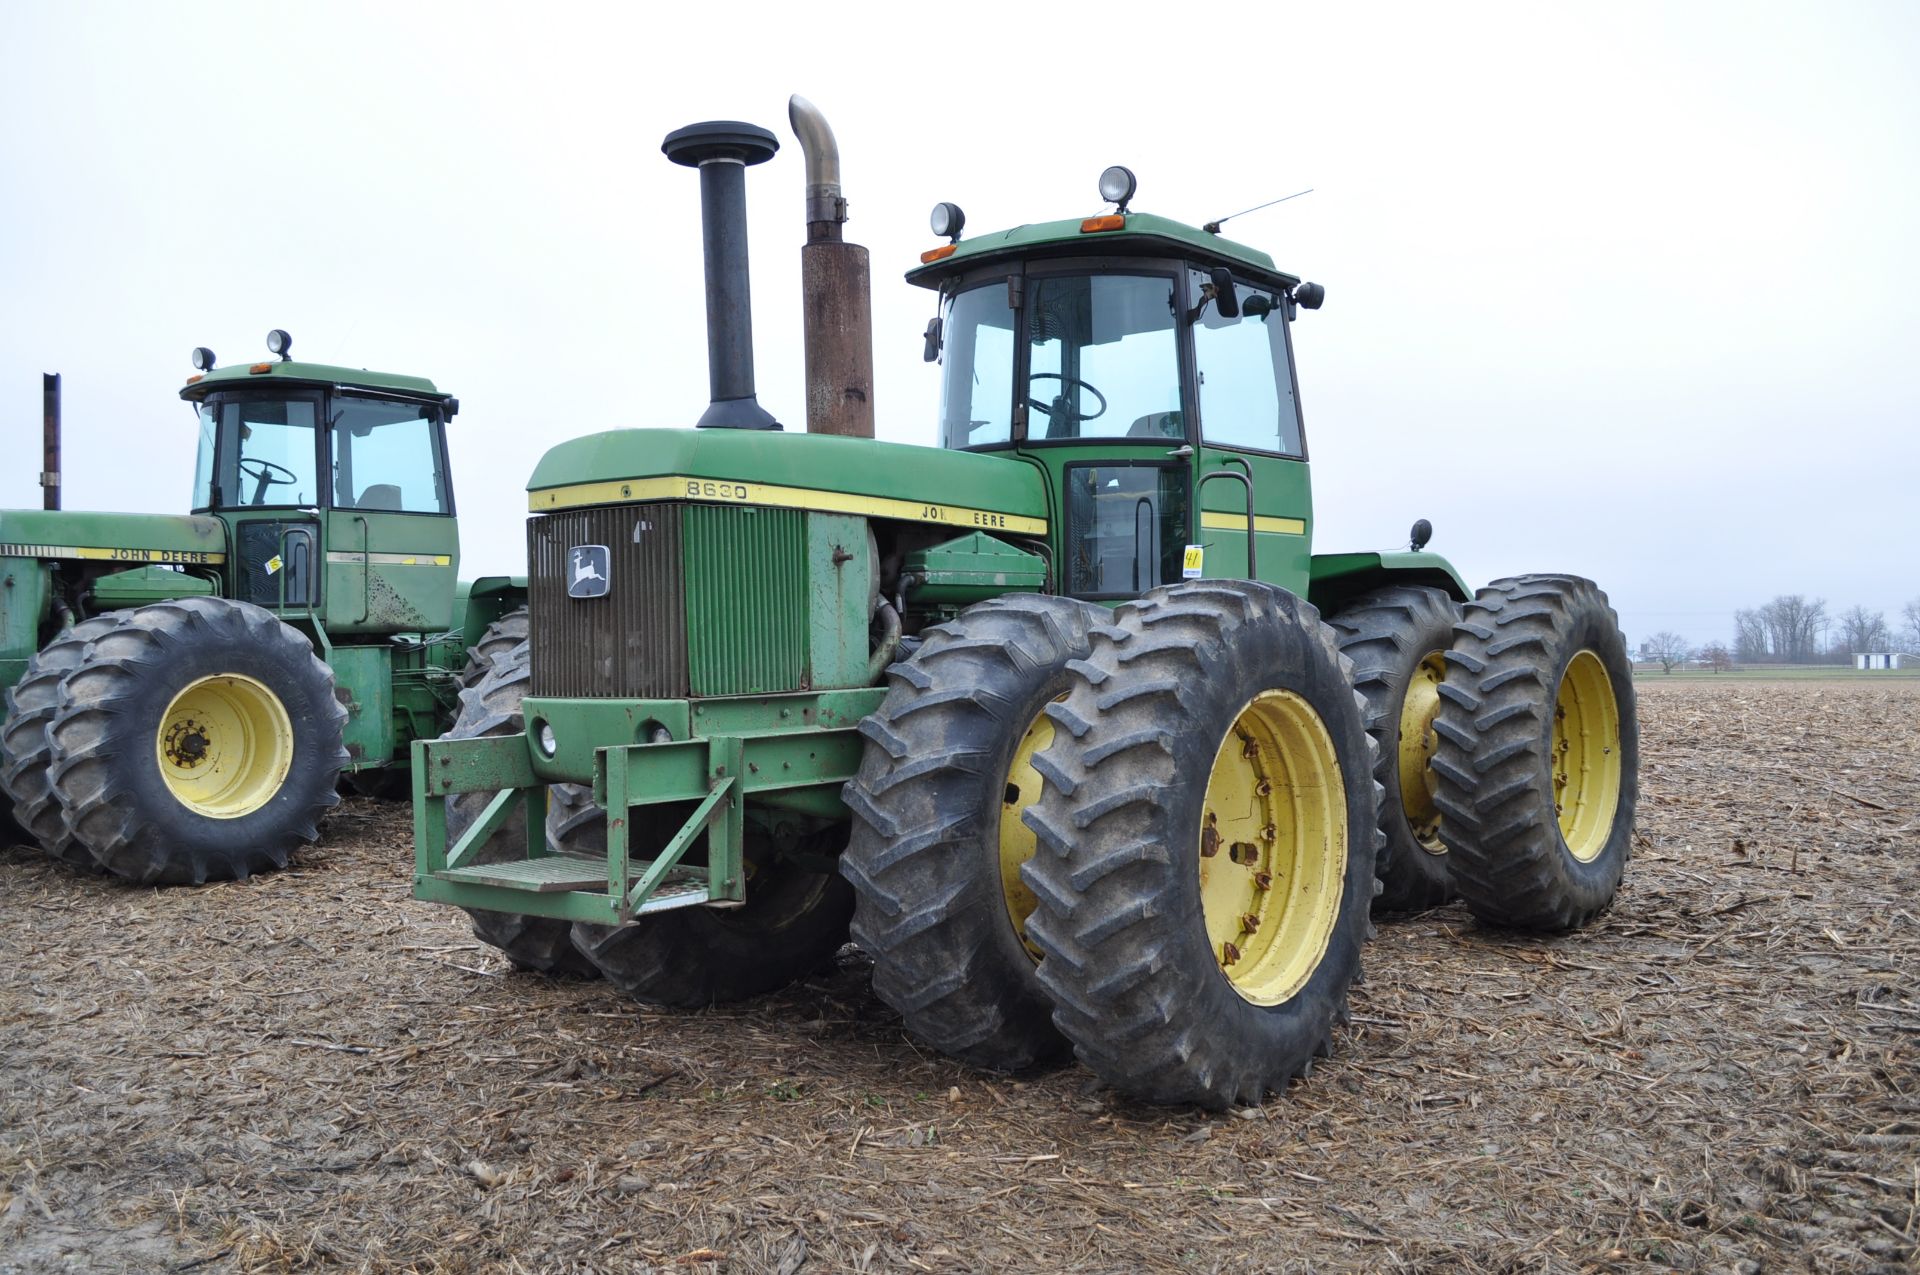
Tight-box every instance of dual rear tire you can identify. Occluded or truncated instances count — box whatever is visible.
[844,584,1382,1109]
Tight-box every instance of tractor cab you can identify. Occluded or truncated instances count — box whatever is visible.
[180,332,461,635]
[909,179,1323,601]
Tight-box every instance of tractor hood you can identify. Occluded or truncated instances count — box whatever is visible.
[526,428,1050,536]
[0,509,229,566]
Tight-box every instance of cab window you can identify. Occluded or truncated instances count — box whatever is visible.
[1027,274,1184,441]
[330,397,449,514]
[1063,463,1190,598]
[938,283,1018,448]
[1191,271,1302,456]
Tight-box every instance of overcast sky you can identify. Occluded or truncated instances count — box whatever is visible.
[3,2,1915,647]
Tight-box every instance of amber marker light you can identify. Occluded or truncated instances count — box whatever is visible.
[920,244,957,263]
[185,374,204,384]
[249,363,274,374]
[1080,215,1126,233]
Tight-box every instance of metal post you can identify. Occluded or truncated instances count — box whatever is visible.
[41,373,61,510]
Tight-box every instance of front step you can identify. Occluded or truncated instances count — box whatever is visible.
[434,859,714,913]
[435,856,606,892]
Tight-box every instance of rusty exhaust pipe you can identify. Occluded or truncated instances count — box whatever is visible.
[789,95,875,439]
[42,373,61,510]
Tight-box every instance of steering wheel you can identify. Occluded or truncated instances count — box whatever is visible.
[1026,373,1108,422]
[238,457,298,504]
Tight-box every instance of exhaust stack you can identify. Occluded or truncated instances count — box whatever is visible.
[663,120,782,431]
[788,95,875,439]
[42,373,61,510]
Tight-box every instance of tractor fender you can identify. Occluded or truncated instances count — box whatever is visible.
[451,575,529,651]
[1306,551,1470,616]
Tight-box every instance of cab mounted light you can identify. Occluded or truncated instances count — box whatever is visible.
[1295,282,1326,310]
[929,202,965,242]
[190,346,216,372]
[919,244,957,263]
[1098,165,1136,213]
[266,328,293,361]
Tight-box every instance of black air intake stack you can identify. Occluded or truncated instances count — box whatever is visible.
[663,120,782,430]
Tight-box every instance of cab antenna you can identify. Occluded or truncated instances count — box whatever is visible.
[1203,188,1314,235]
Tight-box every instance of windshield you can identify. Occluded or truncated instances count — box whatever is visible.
[938,272,1186,448]
[193,395,321,509]
[1026,274,1183,442]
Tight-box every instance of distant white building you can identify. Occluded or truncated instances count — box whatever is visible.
[1855,652,1909,670]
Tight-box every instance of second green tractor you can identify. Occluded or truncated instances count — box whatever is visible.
[1,339,525,884]
[412,102,1640,1108]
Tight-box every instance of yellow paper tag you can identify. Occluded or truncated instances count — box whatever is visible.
[1182,545,1204,579]
[265,555,284,575]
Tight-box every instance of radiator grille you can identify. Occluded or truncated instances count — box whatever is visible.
[528,502,814,699]
[528,504,689,697]
[684,505,809,695]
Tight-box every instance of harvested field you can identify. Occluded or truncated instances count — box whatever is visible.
[2,678,1916,1273]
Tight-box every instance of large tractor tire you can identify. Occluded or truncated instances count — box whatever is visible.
[1328,585,1463,913]
[43,598,346,884]
[439,644,599,977]
[1431,575,1638,931]
[1021,581,1382,1109]
[841,593,1104,1071]
[1,614,128,868]
[564,786,855,1008]
[455,606,529,694]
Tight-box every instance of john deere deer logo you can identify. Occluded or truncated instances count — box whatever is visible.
[567,545,610,599]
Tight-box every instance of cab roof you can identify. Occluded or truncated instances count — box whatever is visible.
[905,211,1296,290]
[179,359,447,403]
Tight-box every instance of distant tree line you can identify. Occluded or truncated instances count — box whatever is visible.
[1636,595,1919,674]
[1725,594,1920,665]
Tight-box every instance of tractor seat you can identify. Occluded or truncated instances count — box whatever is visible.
[355,484,403,511]
[1128,411,1185,438]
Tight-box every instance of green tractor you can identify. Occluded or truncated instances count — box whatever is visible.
[413,101,1638,1107]
[1,337,526,884]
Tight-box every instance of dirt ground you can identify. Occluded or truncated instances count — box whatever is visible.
[2,678,1916,1274]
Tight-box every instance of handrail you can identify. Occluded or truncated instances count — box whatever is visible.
[1196,469,1257,577]
[353,514,372,624]
[1132,495,1154,593]
[275,522,332,661]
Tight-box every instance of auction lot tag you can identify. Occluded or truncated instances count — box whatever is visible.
[1182,545,1204,579]
[265,555,284,575]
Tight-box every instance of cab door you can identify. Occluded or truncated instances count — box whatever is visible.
[323,395,459,635]
[1188,272,1313,595]
[206,391,327,613]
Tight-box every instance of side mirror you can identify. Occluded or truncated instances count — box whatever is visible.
[922,316,943,363]
[1210,267,1240,318]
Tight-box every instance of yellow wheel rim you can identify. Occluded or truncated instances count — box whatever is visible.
[1553,650,1622,863]
[155,674,294,819]
[998,700,1059,963]
[1397,652,1447,854]
[1198,690,1347,1006]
